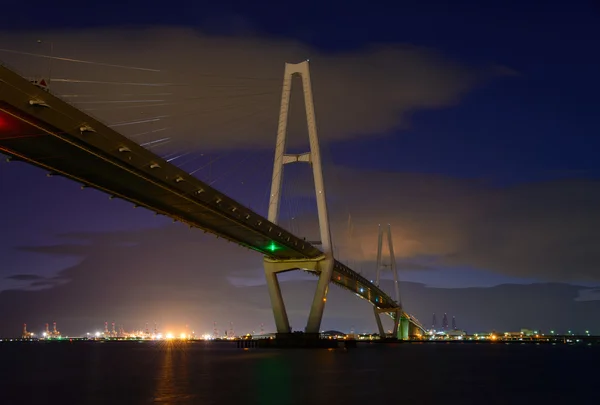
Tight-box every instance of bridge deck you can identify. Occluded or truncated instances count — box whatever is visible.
[0,66,320,260]
[0,64,421,323]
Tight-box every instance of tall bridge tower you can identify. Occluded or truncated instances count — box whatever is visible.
[372,224,409,339]
[264,60,334,335]
[375,224,401,305]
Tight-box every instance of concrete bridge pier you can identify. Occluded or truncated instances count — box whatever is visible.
[398,317,410,340]
[373,307,385,337]
[264,265,291,334]
[374,307,411,340]
[305,257,335,334]
[264,255,332,334]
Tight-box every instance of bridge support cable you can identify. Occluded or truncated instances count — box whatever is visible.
[280,164,306,237]
[0,48,162,73]
[71,100,275,185]
[247,157,274,215]
[177,115,278,205]
[265,60,335,334]
[2,50,283,156]
[117,94,278,150]
[160,103,275,157]
[139,104,276,187]
[321,142,366,274]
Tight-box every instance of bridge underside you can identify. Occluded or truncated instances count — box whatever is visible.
[0,65,425,336]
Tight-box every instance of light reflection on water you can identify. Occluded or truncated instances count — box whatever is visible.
[0,341,598,404]
[154,342,194,403]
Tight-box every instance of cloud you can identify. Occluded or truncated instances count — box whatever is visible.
[575,288,600,302]
[28,278,68,289]
[270,166,600,283]
[17,244,95,256]
[396,260,434,271]
[4,273,69,291]
[5,274,45,281]
[0,27,505,151]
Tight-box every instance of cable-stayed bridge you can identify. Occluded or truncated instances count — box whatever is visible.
[0,59,424,338]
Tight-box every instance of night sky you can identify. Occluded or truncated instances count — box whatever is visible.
[1,1,599,337]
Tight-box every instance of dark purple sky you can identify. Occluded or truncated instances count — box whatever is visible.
[1,0,599,337]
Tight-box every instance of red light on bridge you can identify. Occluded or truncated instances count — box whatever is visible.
[0,109,47,140]
[0,111,19,139]
[0,111,17,132]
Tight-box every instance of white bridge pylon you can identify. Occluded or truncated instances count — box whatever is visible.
[376,224,402,306]
[264,60,335,335]
[373,224,408,339]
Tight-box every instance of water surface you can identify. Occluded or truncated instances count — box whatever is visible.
[1,341,597,404]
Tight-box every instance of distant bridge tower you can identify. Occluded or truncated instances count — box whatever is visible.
[264,60,335,335]
[45,323,50,336]
[452,316,457,330]
[372,224,407,340]
[432,313,437,330]
[375,224,402,306]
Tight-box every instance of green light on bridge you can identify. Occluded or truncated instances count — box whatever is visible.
[265,241,280,253]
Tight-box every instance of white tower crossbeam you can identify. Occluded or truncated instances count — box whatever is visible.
[264,60,335,335]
